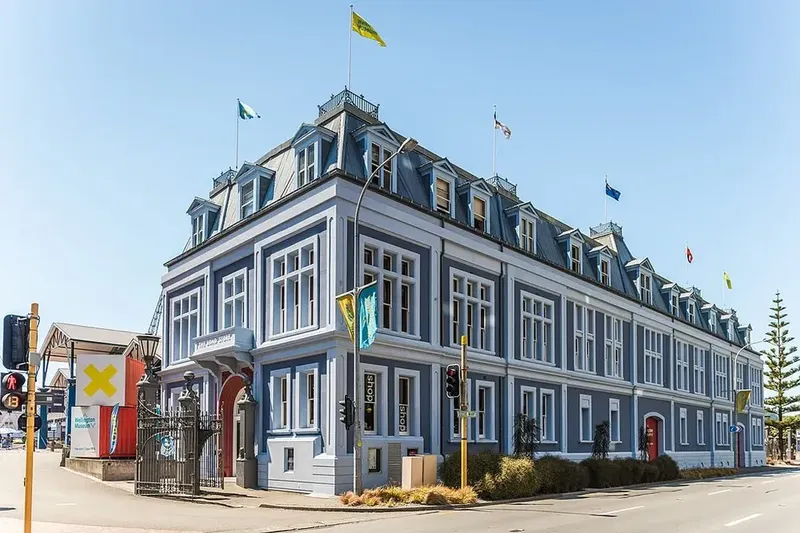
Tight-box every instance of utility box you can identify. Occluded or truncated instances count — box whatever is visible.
[422,454,437,486]
[401,455,424,489]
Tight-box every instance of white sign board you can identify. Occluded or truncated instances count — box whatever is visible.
[75,354,125,407]
[70,406,100,458]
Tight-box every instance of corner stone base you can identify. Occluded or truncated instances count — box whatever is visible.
[66,457,135,481]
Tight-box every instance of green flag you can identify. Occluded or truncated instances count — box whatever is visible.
[238,100,260,120]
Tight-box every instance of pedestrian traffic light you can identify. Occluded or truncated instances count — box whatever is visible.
[3,314,29,370]
[1,371,26,412]
[338,395,354,430]
[445,364,460,399]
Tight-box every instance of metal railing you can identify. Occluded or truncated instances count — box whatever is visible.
[589,221,623,237]
[487,175,517,196]
[318,88,379,119]
[213,169,236,188]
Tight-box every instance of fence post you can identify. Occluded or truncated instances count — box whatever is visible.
[236,377,258,488]
[178,371,201,496]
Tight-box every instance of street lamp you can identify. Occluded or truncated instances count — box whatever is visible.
[730,337,768,465]
[135,334,160,384]
[352,137,418,495]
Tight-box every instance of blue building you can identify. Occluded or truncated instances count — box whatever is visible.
[159,89,766,494]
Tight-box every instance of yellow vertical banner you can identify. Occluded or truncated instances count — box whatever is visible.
[336,292,356,342]
[735,390,751,413]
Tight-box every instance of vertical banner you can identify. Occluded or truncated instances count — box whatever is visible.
[336,292,356,342]
[109,403,120,455]
[359,283,378,349]
[735,390,751,414]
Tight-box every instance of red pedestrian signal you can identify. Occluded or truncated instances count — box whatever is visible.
[445,364,461,399]
[1,372,26,412]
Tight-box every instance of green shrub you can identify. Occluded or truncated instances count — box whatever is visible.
[533,455,589,494]
[652,455,680,481]
[477,456,537,500]
[680,467,737,480]
[640,463,659,483]
[439,450,502,489]
[580,458,621,488]
[614,458,646,486]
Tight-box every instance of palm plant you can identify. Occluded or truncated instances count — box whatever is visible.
[591,421,611,459]
[512,413,540,460]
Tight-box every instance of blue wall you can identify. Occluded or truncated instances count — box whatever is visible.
[440,372,503,455]
[638,396,672,455]
[566,386,632,454]
[514,378,562,454]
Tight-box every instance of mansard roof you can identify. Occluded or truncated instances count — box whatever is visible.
[186,197,220,215]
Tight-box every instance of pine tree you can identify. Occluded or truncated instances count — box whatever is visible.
[763,291,800,460]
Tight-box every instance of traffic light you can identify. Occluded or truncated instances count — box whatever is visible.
[445,364,461,399]
[1,371,26,412]
[3,314,29,370]
[338,395,354,430]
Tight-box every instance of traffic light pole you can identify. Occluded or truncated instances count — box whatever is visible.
[24,302,39,533]
[460,335,468,489]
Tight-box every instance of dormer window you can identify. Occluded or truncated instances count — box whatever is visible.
[187,197,220,249]
[435,177,451,215]
[241,180,255,218]
[292,123,335,189]
[370,142,393,191]
[192,213,205,247]
[473,196,487,232]
[570,243,582,273]
[599,257,610,285]
[671,291,679,317]
[297,143,316,187]
[520,217,535,253]
[234,164,275,222]
[709,310,717,333]
[688,301,696,323]
[639,272,652,304]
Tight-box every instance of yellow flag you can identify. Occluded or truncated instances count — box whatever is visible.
[336,292,356,342]
[723,271,732,290]
[735,390,751,413]
[352,11,386,47]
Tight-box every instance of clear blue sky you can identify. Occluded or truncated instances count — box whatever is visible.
[1,0,798,370]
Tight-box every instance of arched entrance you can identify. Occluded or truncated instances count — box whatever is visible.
[644,413,664,461]
[218,374,246,478]
[736,423,746,467]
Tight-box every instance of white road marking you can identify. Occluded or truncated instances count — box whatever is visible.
[708,489,731,495]
[604,506,644,515]
[55,503,76,506]
[761,480,776,485]
[725,514,762,527]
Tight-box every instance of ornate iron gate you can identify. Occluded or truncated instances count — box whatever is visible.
[135,372,223,496]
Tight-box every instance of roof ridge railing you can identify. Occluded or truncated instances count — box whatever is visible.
[318,88,379,119]
[590,221,623,237]
[213,168,236,188]
[487,175,517,196]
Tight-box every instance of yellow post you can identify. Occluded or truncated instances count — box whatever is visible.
[459,334,468,489]
[24,302,39,533]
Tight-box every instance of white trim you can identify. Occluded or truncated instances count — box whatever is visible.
[169,287,202,364]
[293,363,319,432]
[603,313,624,380]
[519,385,537,419]
[450,267,496,354]
[449,378,472,442]
[539,387,556,444]
[642,411,666,455]
[267,234,319,340]
[468,188,491,233]
[361,363,389,437]
[697,410,706,445]
[679,407,688,445]
[220,266,248,330]
[579,393,592,443]
[609,398,621,443]
[474,379,496,442]
[431,172,456,218]
[519,290,555,364]
[268,368,292,433]
[517,213,537,255]
[394,368,421,437]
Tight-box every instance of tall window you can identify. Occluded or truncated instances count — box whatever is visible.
[735,362,746,392]
[679,408,688,445]
[475,381,495,441]
[675,340,690,392]
[605,316,623,379]
[272,240,317,335]
[477,386,488,439]
[279,375,289,429]
[540,389,555,441]
[609,398,621,443]
[639,272,652,304]
[752,417,763,446]
[709,311,717,333]
[398,376,410,436]
[570,243,581,273]
[171,289,200,362]
[520,218,535,252]
[370,143,393,190]
[688,302,696,323]
[452,272,494,351]
[240,180,255,218]
[435,178,451,215]
[451,379,471,440]
[671,293,679,316]
[192,213,205,247]
[472,197,487,232]
[714,353,729,400]
[222,269,246,329]
[574,304,595,372]
[364,372,377,434]
[694,348,706,395]
[521,389,535,419]
[697,411,705,445]
[297,143,316,187]
[600,257,610,285]
[579,394,592,442]
[521,293,554,363]
[363,241,419,336]
[715,412,729,446]
[750,368,763,406]
[306,372,315,427]
[643,328,664,386]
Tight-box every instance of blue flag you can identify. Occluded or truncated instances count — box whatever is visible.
[358,283,378,349]
[605,181,621,201]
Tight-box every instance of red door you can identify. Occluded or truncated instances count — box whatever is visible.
[646,417,659,461]
[736,429,745,468]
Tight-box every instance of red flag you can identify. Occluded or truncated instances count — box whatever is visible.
[686,246,693,264]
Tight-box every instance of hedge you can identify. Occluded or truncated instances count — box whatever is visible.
[652,455,681,481]
[680,467,737,480]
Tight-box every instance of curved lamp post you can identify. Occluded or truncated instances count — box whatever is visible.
[730,337,768,465]
[352,137,417,495]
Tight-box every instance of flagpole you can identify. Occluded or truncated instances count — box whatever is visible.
[235,99,240,170]
[348,4,353,89]
[685,241,689,287]
[604,175,608,223]
[492,105,497,176]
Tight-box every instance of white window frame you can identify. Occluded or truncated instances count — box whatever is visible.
[609,398,621,443]
[643,328,664,386]
[394,368,421,437]
[368,140,396,192]
[520,291,555,364]
[451,269,495,353]
[170,288,202,363]
[269,368,292,433]
[450,378,472,442]
[638,271,652,304]
[296,141,318,187]
[735,361,746,392]
[750,367,762,407]
[574,304,595,373]
[540,388,556,443]
[294,364,319,432]
[362,363,388,437]
[192,212,205,247]
[569,242,582,273]
[520,386,536,419]
[269,236,319,339]
[697,411,705,445]
[714,353,730,400]
[709,310,717,333]
[475,380,496,442]
[715,412,730,446]
[679,408,688,445]
[674,340,690,392]
[688,301,696,323]
[471,193,490,233]
[362,237,421,339]
[221,267,248,330]
[604,315,624,379]
[752,417,763,446]
[694,348,707,395]
[671,290,680,317]
[579,394,592,443]
[433,174,455,217]
[519,216,536,254]
[599,256,610,286]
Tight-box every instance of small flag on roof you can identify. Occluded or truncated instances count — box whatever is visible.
[605,179,621,201]
[723,271,732,290]
[238,99,260,120]
[494,111,511,139]
[686,246,693,264]
[352,10,386,47]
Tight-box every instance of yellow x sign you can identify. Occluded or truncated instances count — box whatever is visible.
[83,364,118,397]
